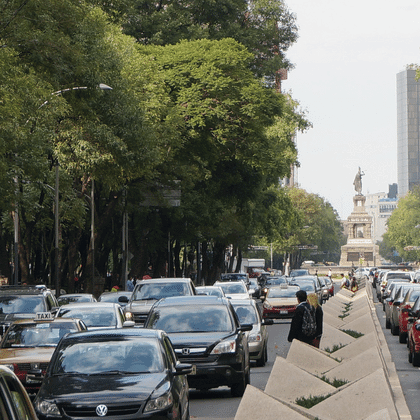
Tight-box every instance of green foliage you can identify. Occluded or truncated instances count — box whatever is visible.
[295,394,331,409]
[324,344,346,354]
[318,375,348,388]
[383,188,420,261]
[341,329,364,338]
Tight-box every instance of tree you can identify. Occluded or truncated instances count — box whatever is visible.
[384,188,420,262]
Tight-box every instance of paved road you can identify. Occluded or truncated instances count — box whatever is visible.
[372,284,420,419]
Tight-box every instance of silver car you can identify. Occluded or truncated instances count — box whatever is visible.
[230,299,272,367]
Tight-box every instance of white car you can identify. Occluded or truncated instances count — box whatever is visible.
[213,280,250,299]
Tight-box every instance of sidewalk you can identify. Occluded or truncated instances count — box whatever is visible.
[234,279,412,420]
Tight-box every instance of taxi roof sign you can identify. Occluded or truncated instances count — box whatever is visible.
[34,312,54,321]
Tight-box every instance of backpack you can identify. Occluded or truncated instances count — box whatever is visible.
[302,304,317,337]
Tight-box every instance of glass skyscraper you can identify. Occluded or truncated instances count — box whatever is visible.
[397,67,420,197]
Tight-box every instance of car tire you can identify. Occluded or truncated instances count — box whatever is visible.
[399,331,407,344]
[183,404,190,420]
[412,351,420,367]
[385,318,391,329]
[390,321,399,336]
[256,345,266,367]
[231,366,249,398]
[409,347,413,363]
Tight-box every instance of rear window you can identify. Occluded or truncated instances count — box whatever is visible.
[147,305,233,333]
[388,273,411,280]
[267,288,298,298]
[133,283,190,301]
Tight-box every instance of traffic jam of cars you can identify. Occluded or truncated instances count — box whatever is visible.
[0,269,332,419]
[373,268,420,367]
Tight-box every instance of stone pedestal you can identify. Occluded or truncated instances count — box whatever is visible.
[339,195,379,267]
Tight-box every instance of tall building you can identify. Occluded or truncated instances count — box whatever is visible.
[397,67,420,197]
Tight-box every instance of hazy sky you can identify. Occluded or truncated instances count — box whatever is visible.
[282,0,420,219]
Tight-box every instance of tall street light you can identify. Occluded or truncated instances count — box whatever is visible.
[37,83,112,296]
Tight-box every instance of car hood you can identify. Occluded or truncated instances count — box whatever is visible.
[0,347,55,363]
[38,372,167,403]
[167,331,234,348]
[224,293,249,300]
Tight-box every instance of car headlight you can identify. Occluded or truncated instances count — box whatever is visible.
[125,311,133,321]
[248,332,262,342]
[144,391,173,413]
[211,339,236,354]
[35,400,61,417]
[0,364,15,372]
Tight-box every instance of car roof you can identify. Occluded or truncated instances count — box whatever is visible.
[9,317,82,326]
[137,277,192,284]
[59,327,163,342]
[57,302,117,309]
[153,295,228,307]
[214,280,245,285]
[228,298,255,306]
[268,285,300,291]
[0,286,50,295]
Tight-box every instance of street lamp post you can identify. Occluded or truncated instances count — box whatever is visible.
[36,83,112,296]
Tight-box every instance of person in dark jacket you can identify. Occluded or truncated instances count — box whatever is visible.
[287,290,313,344]
[307,292,323,348]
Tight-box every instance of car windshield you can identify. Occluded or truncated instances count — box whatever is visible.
[218,283,247,294]
[58,308,116,327]
[2,322,78,348]
[220,274,247,281]
[132,283,189,301]
[99,293,131,303]
[148,305,233,333]
[232,305,258,325]
[267,288,298,298]
[292,282,315,293]
[196,288,223,297]
[265,277,287,286]
[52,338,163,375]
[0,295,45,314]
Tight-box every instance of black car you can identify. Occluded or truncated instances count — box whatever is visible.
[144,296,252,397]
[0,286,59,336]
[34,329,191,420]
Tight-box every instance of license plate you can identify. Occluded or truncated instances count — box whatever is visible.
[280,310,288,315]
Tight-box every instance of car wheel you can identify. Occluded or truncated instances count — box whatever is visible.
[409,347,413,363]
[256,346,266,367]
[399,331,407,344]
[382,302,385,311]
[263,343,268,364]
[385,317,391,329]
[183,403,190,420]
[231,366,249,398]
[412,351,420,367]
[390,321,399,336]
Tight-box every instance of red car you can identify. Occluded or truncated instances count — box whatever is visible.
[398,286,420,343]
[407,296,420,366]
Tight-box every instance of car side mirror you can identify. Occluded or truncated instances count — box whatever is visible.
[239,324,253,332]
[118,295,129,303]
[174,363,193,376]
[393,301,402,306]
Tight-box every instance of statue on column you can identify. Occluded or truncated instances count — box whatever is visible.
[353,167,364,195]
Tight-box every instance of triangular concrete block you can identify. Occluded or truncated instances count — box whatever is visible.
[265,356,336,403]
[341,313,376,335]
[322,302,347,317]
[333,332,377,360]
[323,347,383,383]
[234,385,311,420]
[323,312,346,329]
[320,322,356,352]
[341,307,370,323]
[308,368,398,420]
[286,339,340,376]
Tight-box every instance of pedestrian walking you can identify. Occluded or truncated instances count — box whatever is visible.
[307,293,323,348]
[287,290,316,345]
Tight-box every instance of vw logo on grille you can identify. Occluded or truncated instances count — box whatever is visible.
[181,348,190,355]
[96,404,108,417]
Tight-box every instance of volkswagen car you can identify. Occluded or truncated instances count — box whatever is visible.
[34,329,191,420]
